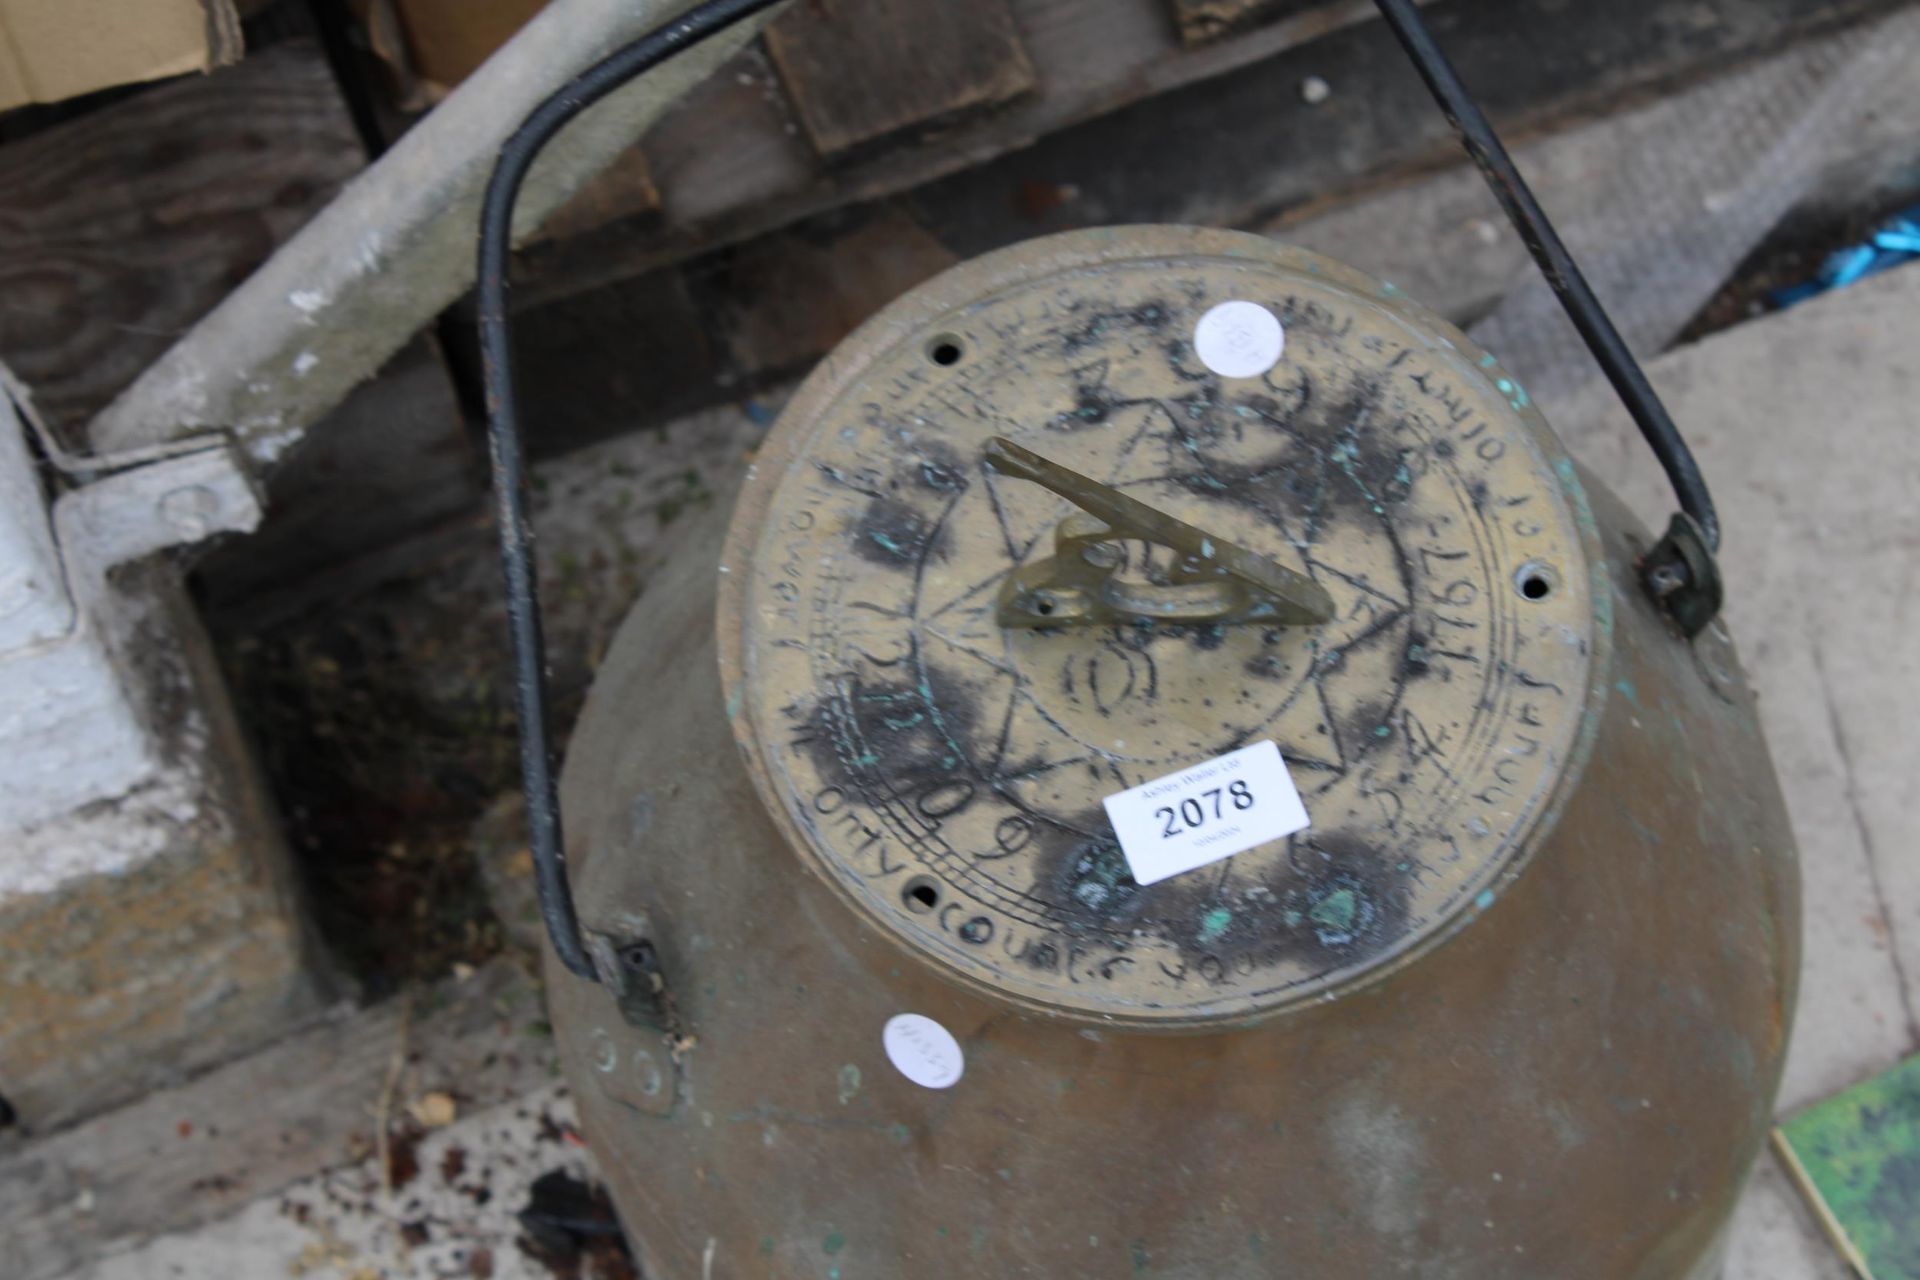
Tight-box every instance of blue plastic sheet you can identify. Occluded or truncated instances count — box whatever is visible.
[1771,204,1920,309]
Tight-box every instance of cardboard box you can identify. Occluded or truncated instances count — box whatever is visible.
[0,0,242,112]
[392,0,547,91]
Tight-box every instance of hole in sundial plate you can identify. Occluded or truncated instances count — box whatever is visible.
[1516,561,1558,601]
[903,877,942,914]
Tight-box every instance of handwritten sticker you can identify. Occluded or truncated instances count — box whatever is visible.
[1102,740,1310,886]
[883,1013,964,1089]
[1193,300,1285,379]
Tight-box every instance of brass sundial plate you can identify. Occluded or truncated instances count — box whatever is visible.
[718,227,1600,1026]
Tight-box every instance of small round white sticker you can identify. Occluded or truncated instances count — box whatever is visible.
[882,1013,964,1089]
[1193,300,1285,379]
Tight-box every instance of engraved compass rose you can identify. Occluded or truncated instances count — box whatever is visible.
[723,228,1594,1025]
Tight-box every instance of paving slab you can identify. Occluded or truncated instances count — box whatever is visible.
[1724,1158,1853,1280]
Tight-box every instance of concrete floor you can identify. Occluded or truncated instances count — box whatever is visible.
[62,262,1920,1278]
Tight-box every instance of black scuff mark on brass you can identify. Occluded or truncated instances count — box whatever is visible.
[1154,375,1399,542]
[1022,809,1151,935]
[1016,799,1418,980]
[850,442,969,567]
[1053,296,1176,357]
[1239,392,1283,420]
[904,437,969,495]
[1338,694,1396,764]
[906,443,967,498]
[1132,301,1173,332]
[1402,630,1436,681]
[1244,652,1288,680]
[790,657,992,835]
[853,498,943,567]
[1058,838,1142,922]
[1244,628,1297,682]
[1164,340,1214,385]
[1048,359,1122,432]
[814,460,884,501]
[1150,831,1411,976]
[1047,357,1169,434]
[1271,293,1358,349]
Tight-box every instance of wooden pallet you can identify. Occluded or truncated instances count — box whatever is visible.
[517,0,1402,302]
[516,0,1901,306]
[501,0,1906,456]
[0,37,482,603]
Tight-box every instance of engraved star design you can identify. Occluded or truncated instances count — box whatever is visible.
[914,400,1412,808]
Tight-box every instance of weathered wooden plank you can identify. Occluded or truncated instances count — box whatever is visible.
[450,264,723,458]
[521,0,1901,305]
[634,44,816,230]
[1169,0,1328,43]
[0,40,365,446]
[535,146,662,241]
[699,204,960,376]
[504,202,964,456]
[0,957,558,1280]
[764,0,1039,159]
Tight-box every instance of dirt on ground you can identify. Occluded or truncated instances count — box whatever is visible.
[1679,197,1918,343]
[211,399,774,992]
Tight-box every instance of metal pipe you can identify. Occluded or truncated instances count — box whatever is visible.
[86,0,777,464]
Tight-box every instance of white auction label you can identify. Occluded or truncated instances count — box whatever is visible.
[882,1013,964,1089]
[1102,740,1310,886]
[1193,300,1285,379]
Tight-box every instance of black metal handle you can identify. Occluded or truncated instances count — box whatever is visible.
[1370,0,1723,632]
[477,0,790,982]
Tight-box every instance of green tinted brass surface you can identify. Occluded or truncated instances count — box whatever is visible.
[982,436,1335,629]
[548,227,1800,1279]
